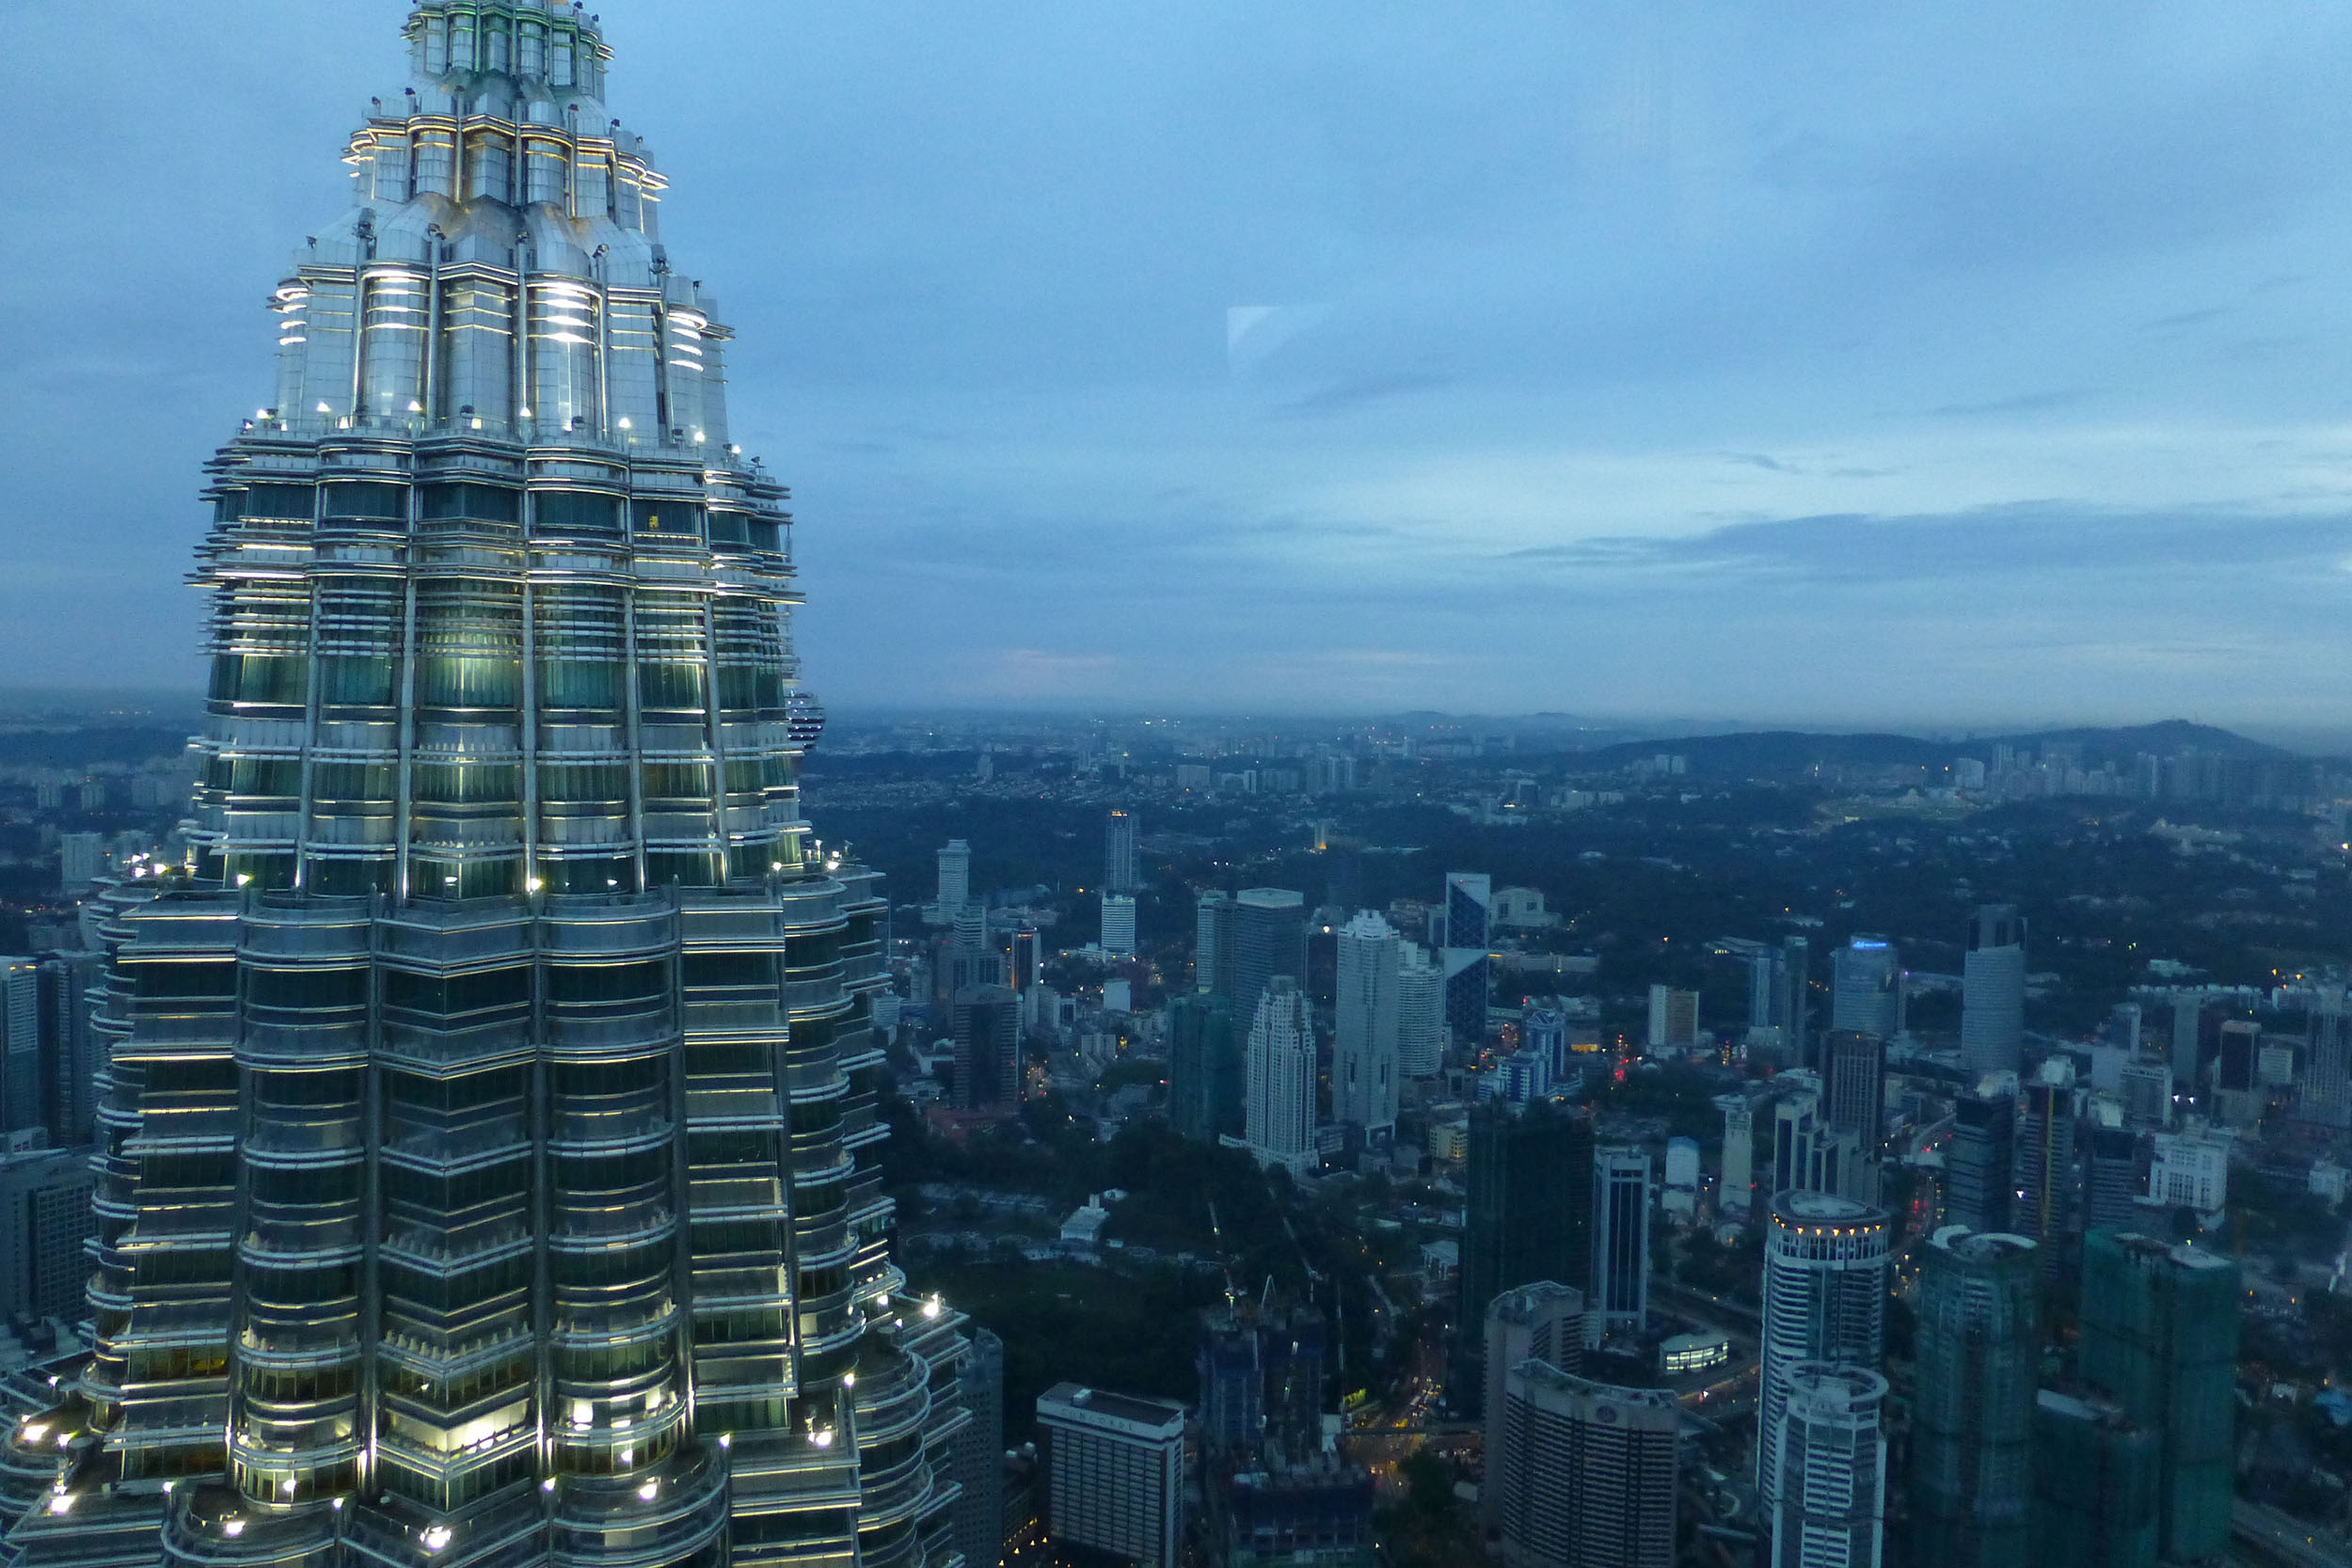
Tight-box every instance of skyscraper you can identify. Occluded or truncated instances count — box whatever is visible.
[1961,905,2027,1077]
[1644,986,1699,1054]
[1482,1283,1587,1513]
[1196,890,1234,995]
[2083,1117,2142,1243]
[940,838,974,911]
[1224,889,1307,1039]
[1036,1386,1186,1568]
[0,13,972,1564]
[1333,913,1403,1136]
[1909,1227,2039,1568]
[1822,1030,1886,1143]
[1168,993,1244,1144]
[1768,1364,1888,1568]
[1591,1148,1651,1342]
[1395,943,1444,1079]
[1830,937,1901,1041]
[37,950,104,1148]
[1945,1076,2017,1234]
[1717,1094,1756,1214]
[1099,894,1137,959]
[2077,1231,2241,1562]
[2029,1393,2160,1568]
[0,960,40,1139]
[1104,810,1139,895]
[1241,979,1317,1176]
[956,1329,1008,1568]
[2306,989,2352,1128]
[2018,1061,2076,1275]
[0,1142,97,1323]
[1494,1365,1678,1568]
[2169,995,2205,1085]
[955,984,1025,1110]
[1441,873,1492,1047]
[1454,1101,1595,1418]
[1759,1193,1890,1502]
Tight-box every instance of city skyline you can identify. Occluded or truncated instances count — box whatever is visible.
[10,4,2352,726]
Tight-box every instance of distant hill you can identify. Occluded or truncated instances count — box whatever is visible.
[1573,721,2288,778]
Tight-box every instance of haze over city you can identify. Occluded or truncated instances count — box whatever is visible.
[9,2,2352,729]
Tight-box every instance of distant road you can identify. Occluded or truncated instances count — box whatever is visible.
[2236,1501,2352,1568]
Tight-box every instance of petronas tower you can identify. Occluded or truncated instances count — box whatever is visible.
[0,7,971,1568]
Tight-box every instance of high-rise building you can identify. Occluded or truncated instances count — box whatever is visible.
[2018,1061,2076,1275]
[2077,1231,2241,1562]
[0,13,977,1568]
[1168,993,1244,1143]
[1717,1094,1756,1213]
[1036,1385,1186,1568]
[1333,914,1402,1136]
[955,985,1025,1111]
[2083,1117,2142,1241]
[1482,1283,1586,1515]
[2169,995,2205,1085]
[2146,1121,2232,1212]
[1396,944,1444,1078]
[1591,1148,1651,1341]
[1962,906,2027,1078]
[1780,936,1814,1058]
[956,1330,1007,1568]
[1520,1009,1567,1080]
[1010,927,1041,1025]
[1494,1365,1678,1568]
[1759,1194,1890,1501]
[0,1142,97,1323]
[2307,990,2352,1128]
[2108,1001,2143,1055]
[1453,1101,1595,1418]
[939,838,974,911]
[1661,1137,1700,1218]
[1768,1364,1888,1568]
[1241,979,1317,1176]
[0,960,41,1138]
[2119,1059,2173,1131]
[1198,1302,1327,1459]
[1822,1029,1886,1143]
[1197,890,1234,995]
[2215,1019,2259,1092]
[1831,937,1901,1041]
[2029,1392,2160,1568]
[1644,986,1699,1055]
[1441,873,1492,1047]
[1769,1073,1868,1202]
[57,834,107,895]
[1945,1076,2017,1234]
[1223,889,1307,1040]
[1104,810,1139,895]
[1100,894,1137,959]
[38,950,104,1149]
[1909,1228,2039,1568]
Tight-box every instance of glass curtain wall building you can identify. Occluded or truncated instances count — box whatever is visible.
[0,8,972,1568]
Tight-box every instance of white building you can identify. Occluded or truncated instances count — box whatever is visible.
[1759,1194,1890,1505]
[1662,1137,1700,1218]
[1768,1363,1888,1568]
[2147,1122,2233,1212]
[57,833,106,894]
[937,839,972,911]
[1961,907,2026,1079]
[1037,1384,1187,1568]
[1717,1095,1756,1214]
[1238,978,1317,1176]
[1100,895,1136,960]
[1495,1363,1678,1568]
[1646,985,1699,1054]
[1396,943,1445,1079]
[1334,912,1403,1135]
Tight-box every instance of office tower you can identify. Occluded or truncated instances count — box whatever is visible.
[1010,926,1041,1025]
[57,834,107,894]
[1662,1137,1699,1218]
[1333,913,1402,1135]
[1224,889,1307,1039]
[1962,906,2027,1077]
[2018,1061,2075,1274]
[956,1330,1007,1568]
[1104,810,1139,895]
[1645,986,1699,1054]
[2029,1393,2160,1568]
[1255,1307,1328,1454]
[2147,1122,2232,1212]
[1830,936,1901,1041]
[1488,1049,1554,1104]
[2169,995,2204,1083]
[1198,1310,1266,1456]
[1749,945,1780,1030]
[2109,1002,2143,1054]
[1759,1194,1890,1501]
[1100,894,1137,959]
[955,985,1025,1111]
[1493,1365,1677,1568]
[1945,1076,2017,1234]
[1440,873,1492,1047]
[0,1142,97,1323]
[2077,1231,2241,1563]
[1520,1008,1567,1080]
[1199,1302,1327,1459]
[2119,1059,2173,1131]
[0,960,40,1137]
[1768,1364,1888,1568]
[1482,1283,1586,1511]
[1036,1385,1186,1568]
[1717,1095,1756,1213]
[1769,1073,1868,1202]
[1454,1101,1595,1418]
[940,838,974,911]
[2305,990,2352,1128]
[1910,1228,2039,1568]
[2083,1117,2141,1241]
[37,951,103,1149]
[952,899,991,958]
[1242,979,1317,1176]
[1396,944,1444,1078]
[1196,890,1234,995]
[2215,1019,2258,1091]
[1780,936,1813,1056]
[1591,1148,1651,1341]
[1822,1030,1886,1141]
[1168,993,1243,1143]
